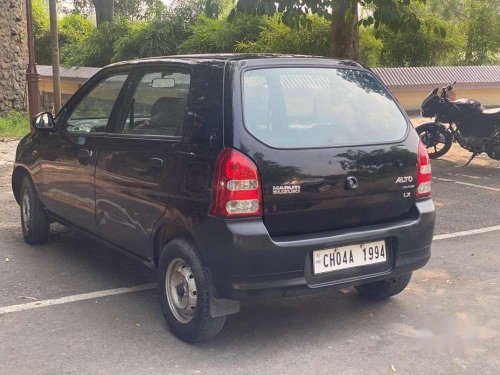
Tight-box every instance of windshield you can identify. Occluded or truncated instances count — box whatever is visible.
[242,67,408,148]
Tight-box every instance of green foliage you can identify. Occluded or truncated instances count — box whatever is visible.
[112,19,187,61]
[237,15,330,56]
[378,4,465,67]
[30,0,499,67]
[462,0,500,65]
[65,19,132,67]
[0,112,30,139]
[33,0,51,65]
[231,0,429,35]
[179,14,265,53]
[59,14,95,66]
[359,27,383,67]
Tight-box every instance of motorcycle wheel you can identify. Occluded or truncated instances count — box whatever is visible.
[416,123,453,159]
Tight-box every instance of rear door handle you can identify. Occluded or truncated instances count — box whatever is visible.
[147,157,164,169]
[176,151,196,157]
[140,157,165,176]
[78,148,93,164]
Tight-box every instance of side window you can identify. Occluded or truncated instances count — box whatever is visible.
[118,70,190,136]
[65,74,128,133]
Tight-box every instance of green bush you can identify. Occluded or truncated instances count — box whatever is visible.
[179,14,265,54]
[236,15,330,56]
[378,4,465,67]
[0,112,30,139]
[359,27,383,68]
[59,14,95,66]
[65,19,132,67]
[113,19,188,62]
[33,0,51,65]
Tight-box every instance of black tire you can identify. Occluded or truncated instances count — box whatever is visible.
[158,239,226,343]
[416,123,452,159]
[355,272,412,300]
[20,176,50,245]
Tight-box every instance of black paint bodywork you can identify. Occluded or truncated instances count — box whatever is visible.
[13,55,435,300]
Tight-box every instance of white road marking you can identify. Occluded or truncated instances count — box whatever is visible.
[0,283,156,315]
[433,225,500,241]
[1,226,500,316]
[434,177,500,192]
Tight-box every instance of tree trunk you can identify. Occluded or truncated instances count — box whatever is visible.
[94,0,114,27]
[331,0,360,61]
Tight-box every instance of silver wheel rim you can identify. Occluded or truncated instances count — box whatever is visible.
[22,192,31,232]
[165,258,197,324]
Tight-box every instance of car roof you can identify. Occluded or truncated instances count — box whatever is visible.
[104,54,365,70]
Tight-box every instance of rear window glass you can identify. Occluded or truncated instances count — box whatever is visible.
[242,67,408,148]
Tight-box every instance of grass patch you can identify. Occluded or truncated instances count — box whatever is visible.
[0,111,31,138]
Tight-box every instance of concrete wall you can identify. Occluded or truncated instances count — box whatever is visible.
[0,0,28,114]
[393,88,500,112]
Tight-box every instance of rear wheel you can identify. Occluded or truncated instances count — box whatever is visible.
[158,239,226,343]
[355,272,412,300]
[20,176,50,245]
[416,123,452,159]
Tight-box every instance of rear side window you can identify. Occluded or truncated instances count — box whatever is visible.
[118,70,190,136]
[242,67,408,148]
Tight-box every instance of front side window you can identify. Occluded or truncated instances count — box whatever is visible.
[66,74,128,133]
[242,68,408,148]
[118,70,191,136]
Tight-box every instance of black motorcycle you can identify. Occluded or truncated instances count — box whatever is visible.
[417,82,500,165]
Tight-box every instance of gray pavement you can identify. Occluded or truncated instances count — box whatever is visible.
[0,142,499,374]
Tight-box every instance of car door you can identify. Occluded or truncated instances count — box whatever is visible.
[94,66,191,258]
[40,71,130,233]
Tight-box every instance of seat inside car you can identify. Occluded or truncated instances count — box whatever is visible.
[146,97,187,136]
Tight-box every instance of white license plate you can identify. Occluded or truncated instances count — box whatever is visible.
[313,240,387,275]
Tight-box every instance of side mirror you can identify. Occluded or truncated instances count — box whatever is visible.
[32,112,55,132]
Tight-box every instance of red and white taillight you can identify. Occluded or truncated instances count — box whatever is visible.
[416,141,432,198]
[210,148,263,218]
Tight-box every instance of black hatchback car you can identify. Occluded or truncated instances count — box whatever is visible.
[12,54,435,342]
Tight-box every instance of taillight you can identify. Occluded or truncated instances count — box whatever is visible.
[210,148,263,218]
[416,141,432,198]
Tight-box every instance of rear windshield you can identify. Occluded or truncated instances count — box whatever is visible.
[242,67,408,148]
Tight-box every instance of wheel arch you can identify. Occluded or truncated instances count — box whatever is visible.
[12,166,32,205]
[152,221,196,269]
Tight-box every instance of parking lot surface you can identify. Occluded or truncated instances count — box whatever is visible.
[0,140,499,374]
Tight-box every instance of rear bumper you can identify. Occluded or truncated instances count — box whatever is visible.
[192,199,435,300]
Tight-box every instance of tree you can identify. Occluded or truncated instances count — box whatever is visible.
[425,0,500,64]
[377,3,464,66]
[463,0,500,64]
[230,0,429,61]
[94,0,114,26]
[72,0,113,26]
[33,0,51,64]
[72,0,164,26]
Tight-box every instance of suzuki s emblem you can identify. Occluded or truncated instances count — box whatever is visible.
[344,176,359,191]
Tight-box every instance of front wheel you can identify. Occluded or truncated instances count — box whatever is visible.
[416,123,453,159]
[20,176,50,245]
[158,239,226,343]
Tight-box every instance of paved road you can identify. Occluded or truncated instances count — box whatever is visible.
[0,142,499,374]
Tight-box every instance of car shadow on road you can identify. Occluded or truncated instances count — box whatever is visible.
[195,290,406,351]
[15,224,412,350]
